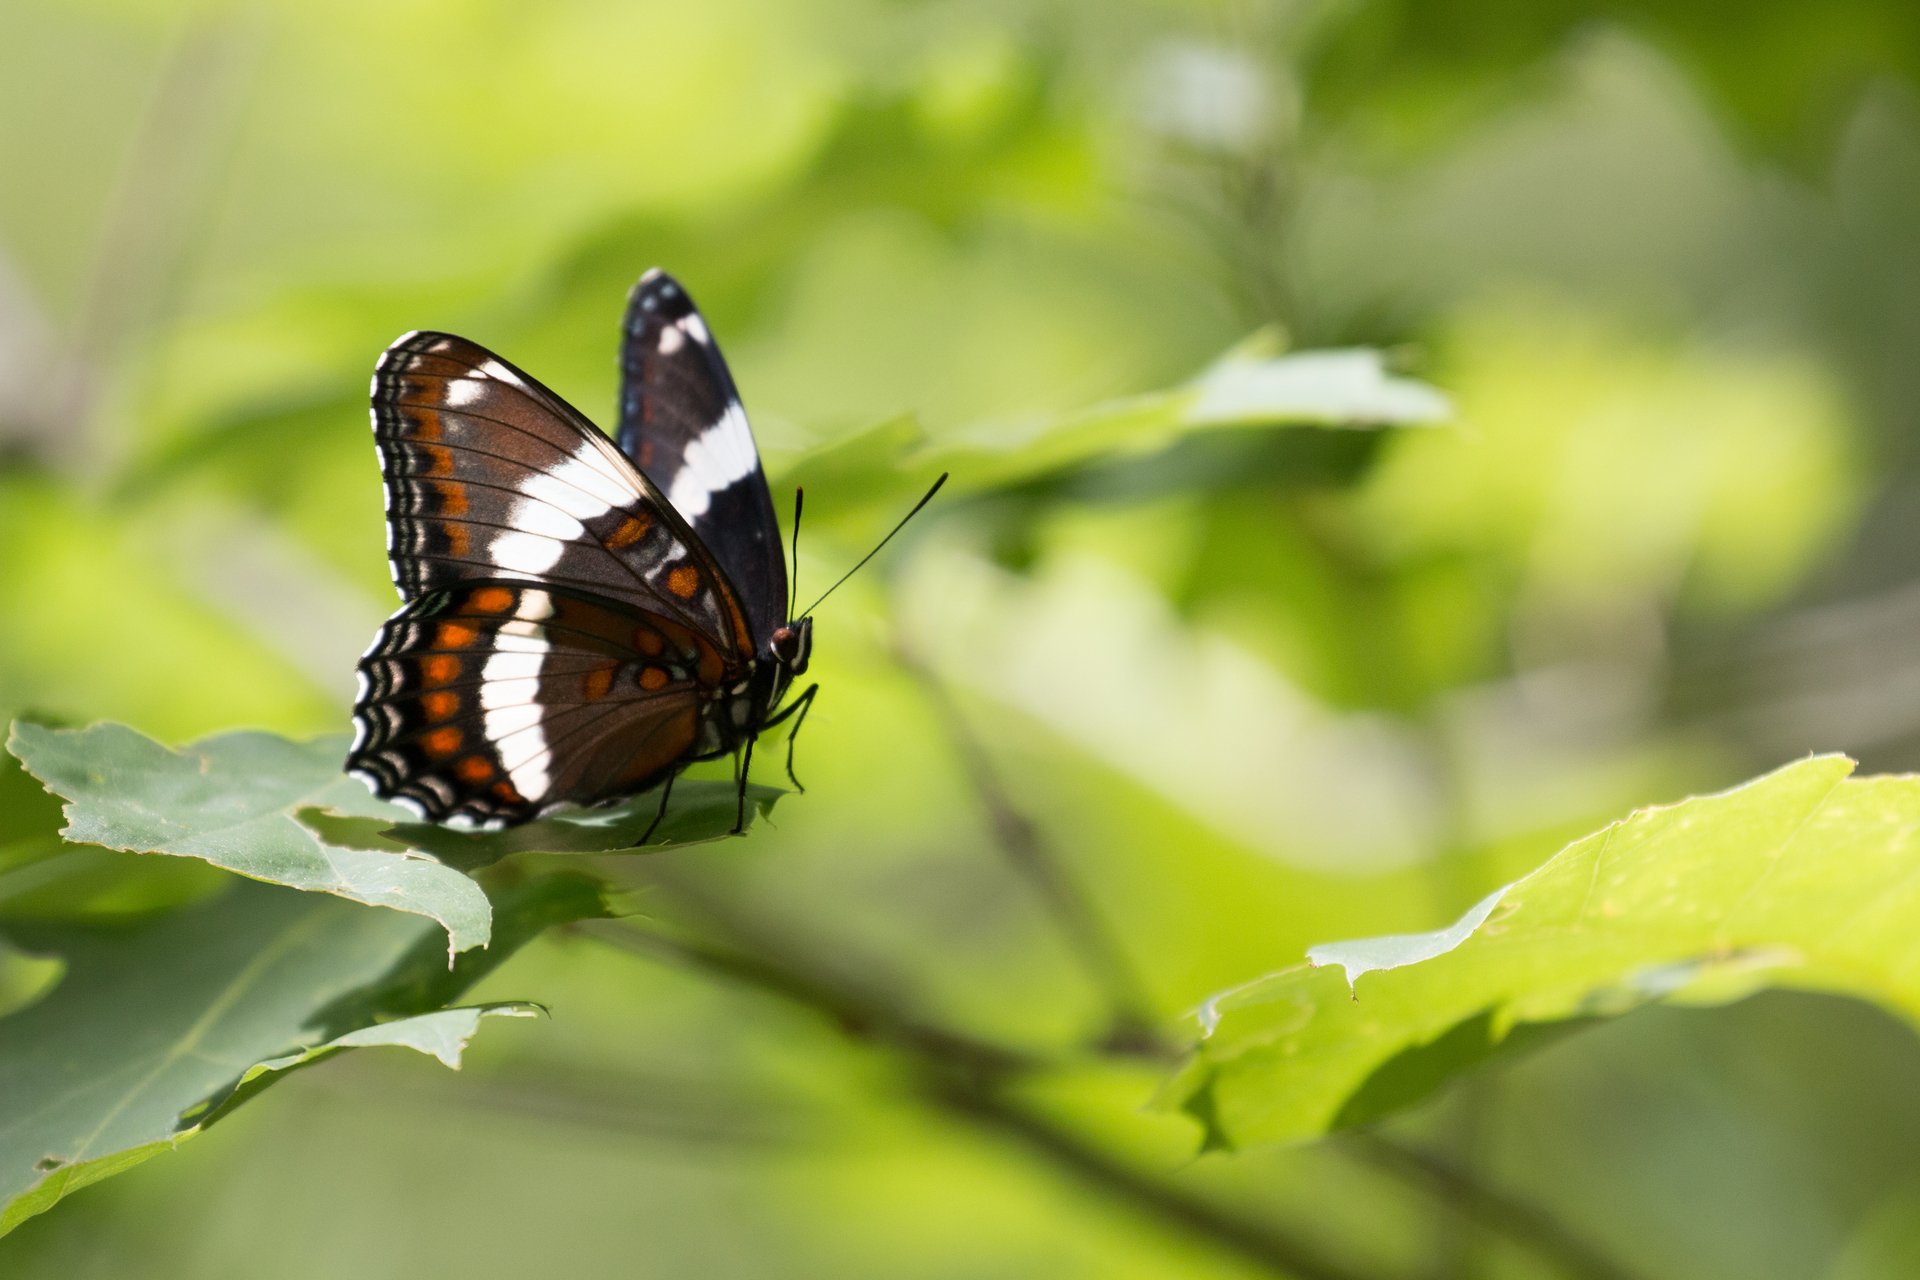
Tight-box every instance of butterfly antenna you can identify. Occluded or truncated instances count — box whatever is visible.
[788,486,804,621]
[801,472,949,617]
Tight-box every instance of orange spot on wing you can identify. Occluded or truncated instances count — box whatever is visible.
[491,780,523,804]
[445,523,470,556]
[420,442,453,475]
[423,655,461,684]
[456,755,494,782]
[639,666,670,692]
[436,481,468,515]
[422,691,459,720]
[667,565,700,599]
[696,645,725,684]
[583,664,616,700]
[409,410,442,441]
[607,513,653,549]
[634,629,664,657]
[436,622,478,649]
[423,726,463,756]
[470,586,515,613]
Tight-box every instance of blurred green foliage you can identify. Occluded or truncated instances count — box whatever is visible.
[7,0,1920,1276]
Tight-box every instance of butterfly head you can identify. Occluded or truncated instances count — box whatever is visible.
[770,617,812,676]
[764,472,943,703]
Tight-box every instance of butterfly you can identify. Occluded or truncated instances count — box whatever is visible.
[345,268,941,837]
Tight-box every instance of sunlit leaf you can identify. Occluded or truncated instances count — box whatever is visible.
[0,871,607,1236]
[1301,886,1511,998]
[8,722,491,956]
[778,342,1449,522]
[1170,755,1920,1148]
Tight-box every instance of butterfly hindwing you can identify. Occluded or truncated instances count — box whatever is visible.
[348,581,728,826]
[374,330,754,657]
[616,270,787,644]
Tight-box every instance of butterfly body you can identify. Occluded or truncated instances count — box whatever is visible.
[693,616,811,762]
[347,270,813,832]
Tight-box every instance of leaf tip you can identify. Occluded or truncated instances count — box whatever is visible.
[1178,1074,1237,1155]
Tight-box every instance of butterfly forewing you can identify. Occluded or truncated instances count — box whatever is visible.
[349,581,725,826]
[617,270,787,644]
[374,330,754,657]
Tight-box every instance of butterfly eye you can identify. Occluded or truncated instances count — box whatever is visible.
[771,622,811,672]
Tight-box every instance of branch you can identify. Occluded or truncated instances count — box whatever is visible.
[579,896,1369,1280]
[315,1052,798,1149]
[937,1083,1378,1280]
[896,643,1165,1052]
[1342,1133,1646,1280]
[586,851,1632,1280]
[580,915,1031,1081]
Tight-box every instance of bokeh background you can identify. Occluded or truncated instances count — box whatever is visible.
[6,0,1920,1276]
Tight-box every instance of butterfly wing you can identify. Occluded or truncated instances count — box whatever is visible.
[374,329,754,658]
[616,269,788,644]
[348,581,729,826]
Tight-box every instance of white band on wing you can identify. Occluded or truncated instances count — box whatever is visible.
[666,402,759,521]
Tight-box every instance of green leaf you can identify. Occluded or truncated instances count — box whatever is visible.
[2,745,233,926]
[1170,755,1920,1149]
[245,1004,543,1073]
[778,341,1449,518]
[382,778,784,865]
[0,870,608,1236]
[7,722,491,956]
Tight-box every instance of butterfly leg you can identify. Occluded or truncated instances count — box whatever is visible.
[732,735,756,835]
[632,771,678,848]
[760,682,818,792]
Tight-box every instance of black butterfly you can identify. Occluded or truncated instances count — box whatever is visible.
[345,268,938,836]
